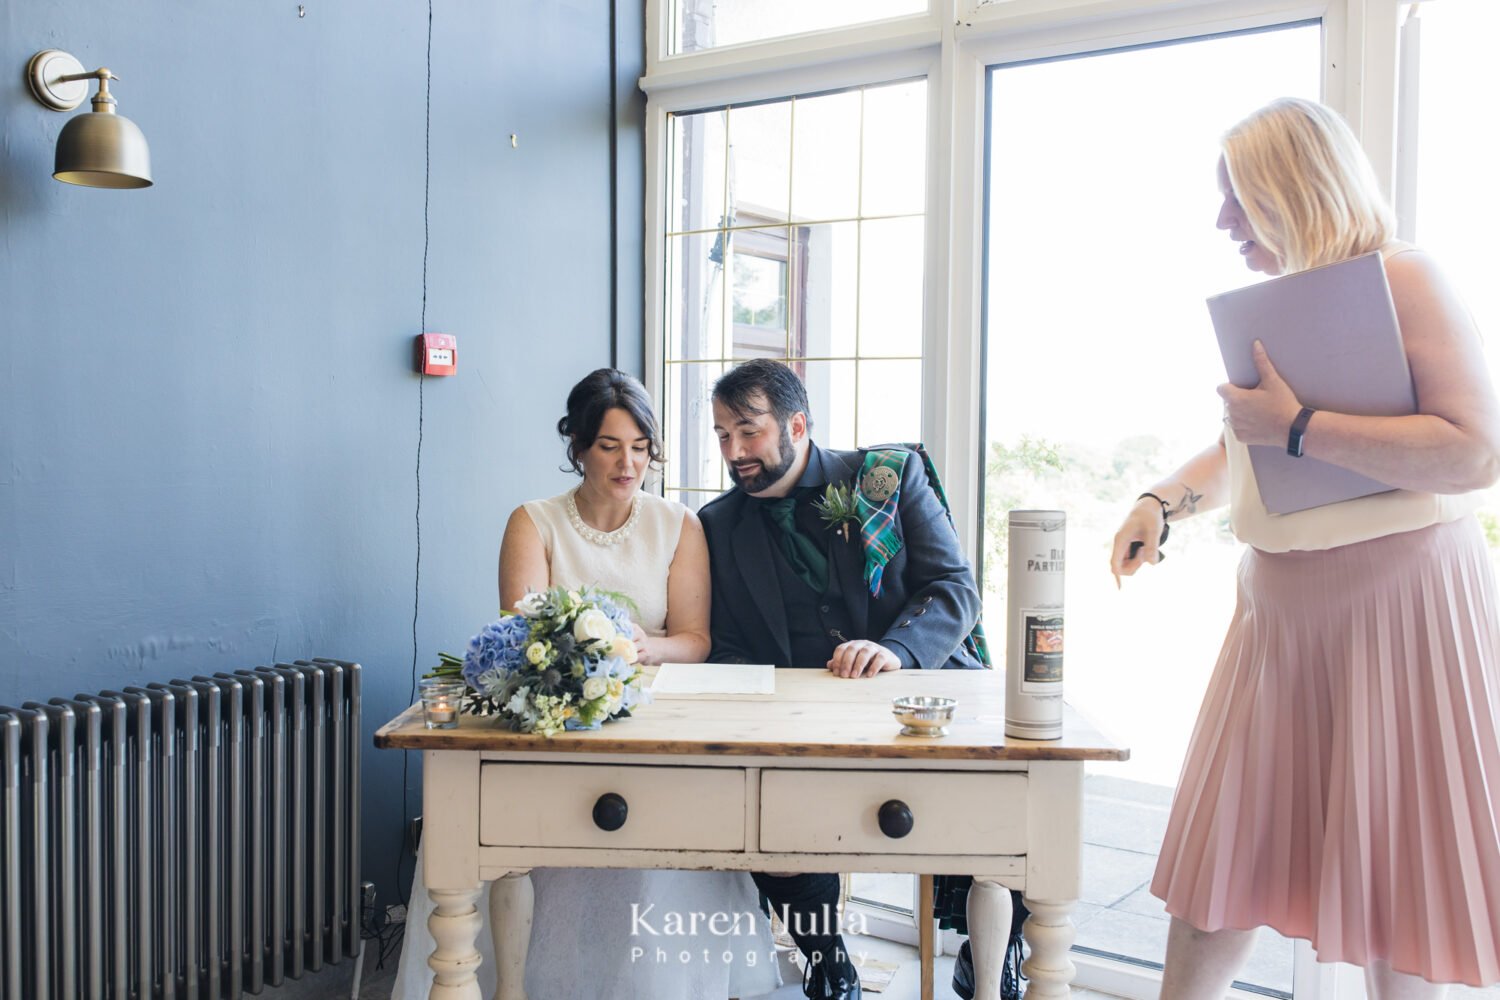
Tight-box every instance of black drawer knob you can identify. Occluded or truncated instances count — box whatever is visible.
[593,792,628,832]
[877,799,914,839]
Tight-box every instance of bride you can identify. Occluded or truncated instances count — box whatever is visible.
[393,369,779,1000]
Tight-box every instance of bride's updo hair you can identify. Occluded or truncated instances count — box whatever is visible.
[557,368,666,475]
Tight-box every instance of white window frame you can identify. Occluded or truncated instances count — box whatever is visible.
[941,0,1399,563]
[640,2,1405,996]
[642,2,948,503]
[643,0,1401,561]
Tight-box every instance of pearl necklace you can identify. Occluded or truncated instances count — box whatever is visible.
[566,488,642,547]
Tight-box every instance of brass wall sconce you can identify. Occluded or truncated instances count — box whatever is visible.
[26,49,152,189]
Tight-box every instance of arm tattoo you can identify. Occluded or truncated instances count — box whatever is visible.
[1169,483,1203,519]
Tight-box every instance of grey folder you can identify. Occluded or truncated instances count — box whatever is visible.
[1207,251,1415,515]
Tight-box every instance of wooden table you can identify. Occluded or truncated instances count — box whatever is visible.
[375,669,1126,1000]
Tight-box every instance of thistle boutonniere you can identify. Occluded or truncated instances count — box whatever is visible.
[814,482,861,543]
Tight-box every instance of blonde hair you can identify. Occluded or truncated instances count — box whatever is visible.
[1221,98,1395,273]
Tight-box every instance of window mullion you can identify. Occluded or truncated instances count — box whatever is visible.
[1326,0,1401,198]
[643,101,669,456]
[645,0,667,75]
[934,39,987,564]
[1392,2,1421,241]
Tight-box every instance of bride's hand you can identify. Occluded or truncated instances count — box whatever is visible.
[631,622,655,666]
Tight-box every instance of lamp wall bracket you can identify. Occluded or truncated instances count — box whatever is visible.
[27,49,90,111]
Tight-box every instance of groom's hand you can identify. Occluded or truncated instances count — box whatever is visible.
[827,640,901,678]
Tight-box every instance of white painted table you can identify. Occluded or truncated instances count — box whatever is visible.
[375,669,1126,1000]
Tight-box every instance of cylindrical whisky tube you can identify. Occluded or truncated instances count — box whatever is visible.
[1005,509,1065,740]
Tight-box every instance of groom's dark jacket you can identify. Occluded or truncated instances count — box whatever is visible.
[699,442,984,670]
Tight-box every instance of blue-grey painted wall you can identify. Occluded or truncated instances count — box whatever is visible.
[1,0,644,904]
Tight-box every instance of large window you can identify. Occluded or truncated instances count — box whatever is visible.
[643,1,1460,996]
[980,22,1321,997]
[662,82,927,510]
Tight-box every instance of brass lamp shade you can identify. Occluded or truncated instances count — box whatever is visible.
[26,51,153,190]
[54,106,152,189]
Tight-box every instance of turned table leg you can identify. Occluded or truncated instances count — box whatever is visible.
[427,886,484,1000]
[1021,897,1077,998]
[966,875,1015,1000]
[488,870,534,1000]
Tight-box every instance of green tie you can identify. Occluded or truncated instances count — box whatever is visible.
[763,496,829,593]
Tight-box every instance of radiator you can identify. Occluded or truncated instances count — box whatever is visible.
[0,658,362,1000]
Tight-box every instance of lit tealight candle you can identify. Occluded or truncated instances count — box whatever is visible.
[419,678,465,729]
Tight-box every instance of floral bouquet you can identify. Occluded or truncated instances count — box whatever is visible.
[458,585,649,737]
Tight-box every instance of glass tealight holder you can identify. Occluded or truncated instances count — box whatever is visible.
[419,678,465,730]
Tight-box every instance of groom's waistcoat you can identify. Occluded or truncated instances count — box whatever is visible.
[700,442,984,671]
[766,502,853,668]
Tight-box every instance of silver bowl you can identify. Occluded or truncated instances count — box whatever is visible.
[892,696,957,737]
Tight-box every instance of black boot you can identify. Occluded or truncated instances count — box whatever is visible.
[952,938,975,999]
[951,935,1026,999]
[802,946,863,1000]
[753,873,862,1000]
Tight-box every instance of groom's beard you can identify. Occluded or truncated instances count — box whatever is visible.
[727,423,797,494]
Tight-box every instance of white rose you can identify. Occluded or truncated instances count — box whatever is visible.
[610,635,639,664]
[573,608,615,643]
[516,592,546,618]
[526,642,548,665]
[582,676,608,701]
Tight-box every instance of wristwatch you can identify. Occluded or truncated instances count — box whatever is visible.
[1287,406,1316,457]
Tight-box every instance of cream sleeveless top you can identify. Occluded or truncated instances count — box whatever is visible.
[1224,426,1481,552]
[1225,244,1482,552]
[521,489,685,635]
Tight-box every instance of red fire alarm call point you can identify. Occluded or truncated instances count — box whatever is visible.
[416,333,457,376]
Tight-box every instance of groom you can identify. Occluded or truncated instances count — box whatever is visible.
[698,359,986,1000]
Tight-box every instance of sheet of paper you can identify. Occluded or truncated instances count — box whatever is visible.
[651,662,776,700]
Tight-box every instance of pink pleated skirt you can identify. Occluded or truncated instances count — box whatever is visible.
[1151,516,1500,985]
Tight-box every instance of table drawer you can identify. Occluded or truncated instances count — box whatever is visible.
[478,763,745,851]
[760,769,1027,855]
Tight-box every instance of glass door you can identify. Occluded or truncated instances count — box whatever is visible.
[980,21,1321,998]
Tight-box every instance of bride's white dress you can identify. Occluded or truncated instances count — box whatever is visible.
[393,489,780,1000]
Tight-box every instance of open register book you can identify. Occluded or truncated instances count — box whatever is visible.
[650,662,776,700]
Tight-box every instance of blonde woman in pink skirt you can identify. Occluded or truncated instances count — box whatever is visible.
[1111,97,1500,1000]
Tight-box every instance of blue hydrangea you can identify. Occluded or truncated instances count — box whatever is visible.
[462,615,532,690]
